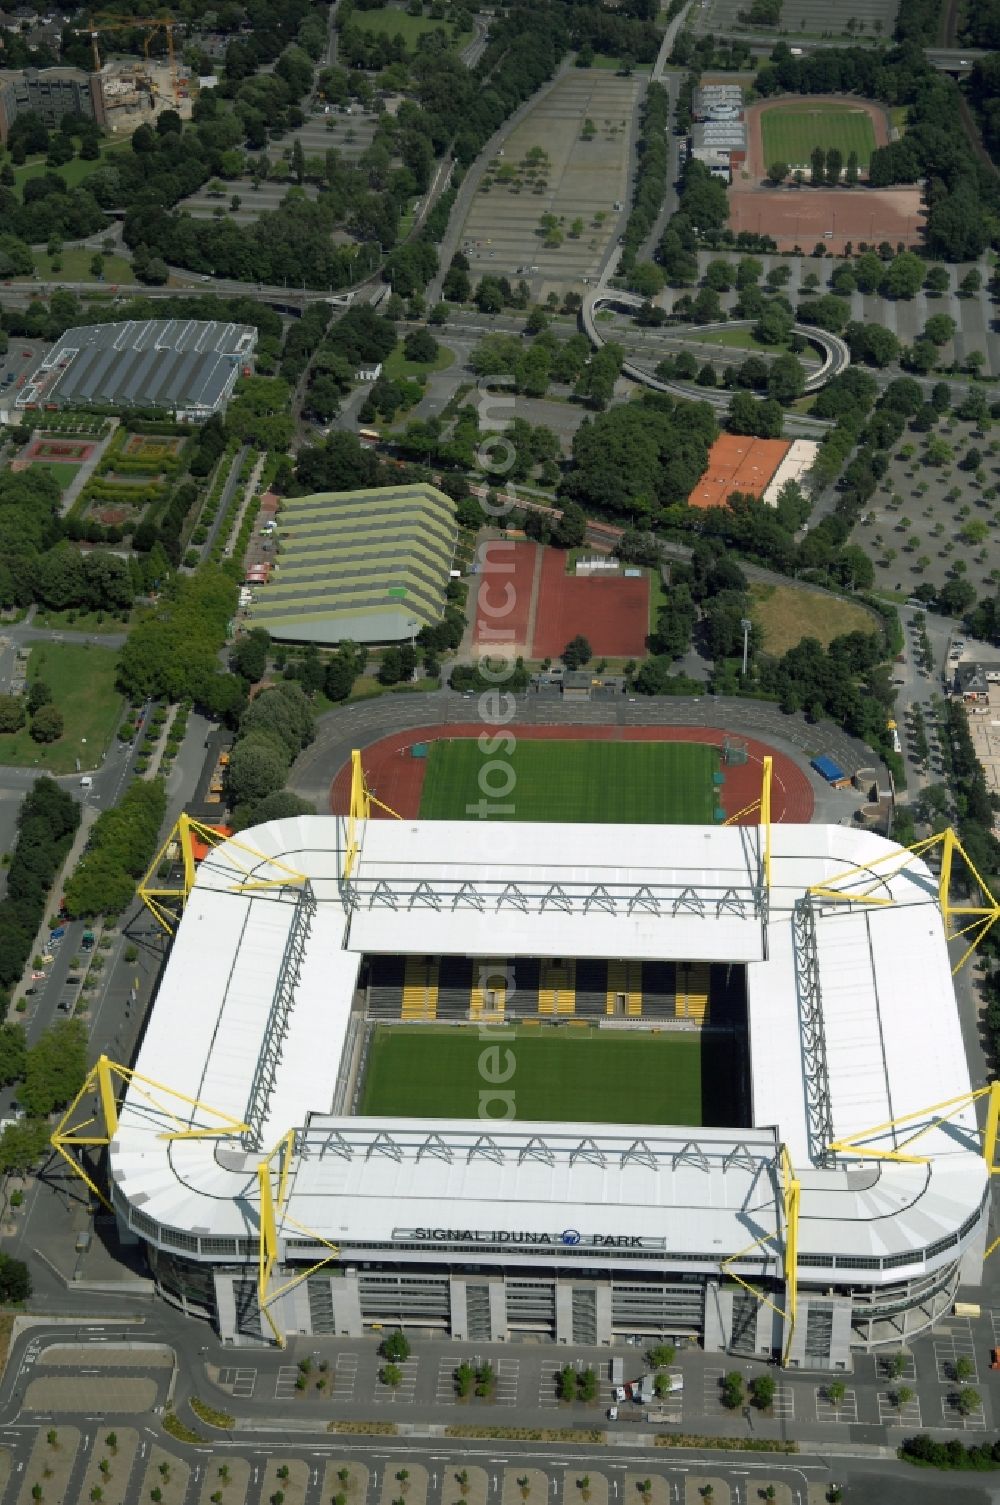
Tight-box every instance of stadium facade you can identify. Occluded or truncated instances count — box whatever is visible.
[103,802,990,1368]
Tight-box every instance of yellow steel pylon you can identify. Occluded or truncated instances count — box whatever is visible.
[50,1054,252,1210]
[722,755,772,890]
[343,748,403,882]
[719,1141,798,1366]
[825,1079,1000,1168]
[138,812,309,935]
[807,827,1000,973]
[257,1129,340,1347]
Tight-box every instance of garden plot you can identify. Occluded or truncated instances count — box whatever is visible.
[458,71,639,290]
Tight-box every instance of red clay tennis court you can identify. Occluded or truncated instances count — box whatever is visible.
[531,549,650,659]
[473,539,536,650]
[688,435,790,510]
[331,725,815,826]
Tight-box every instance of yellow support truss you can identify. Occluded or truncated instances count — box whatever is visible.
[722,755,772,890]
[719,1142,799,1367]
[50,1055,252,1211]
[825,1079,1000,1168]
[138,812,309,935]
[256,1129,340,1347]
[807,827,1000,973]
[343,748,403,882]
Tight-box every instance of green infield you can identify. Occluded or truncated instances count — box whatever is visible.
[359,1024,745,1126]
[418,739,719,823]
[760,103,877,170]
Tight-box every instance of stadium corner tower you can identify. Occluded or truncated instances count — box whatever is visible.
[106,777,990,1368]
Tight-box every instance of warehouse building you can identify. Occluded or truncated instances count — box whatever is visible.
[248,483,458,645]
[18,319,256,420]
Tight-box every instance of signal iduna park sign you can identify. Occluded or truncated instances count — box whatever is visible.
[393,1228,666,1249]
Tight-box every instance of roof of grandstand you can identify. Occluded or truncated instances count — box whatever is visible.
[108,817,986,1271]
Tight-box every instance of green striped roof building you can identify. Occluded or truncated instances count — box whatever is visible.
[249,483,458,645]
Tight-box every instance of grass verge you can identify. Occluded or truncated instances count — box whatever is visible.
[190,1397,235,1429]
[384,341,456,380]
[750,580,879,655]
[0,641,123,774]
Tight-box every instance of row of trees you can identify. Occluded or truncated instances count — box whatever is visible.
[0,777,79,998]
[64,779,167,919]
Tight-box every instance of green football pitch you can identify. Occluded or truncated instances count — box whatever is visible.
[358,1025,746,1127]
[417,739,719,823]
[760,104,877,170]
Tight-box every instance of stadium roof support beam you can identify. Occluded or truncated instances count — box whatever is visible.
[258,1128,342,1349]
[807,827,1000,973]
[137,813,309,935]
[718,1141,798,1367]
[343,748,403,883]
[722,755,772,894]
[50,1055,251,1211]
[825,1080,1000,1168]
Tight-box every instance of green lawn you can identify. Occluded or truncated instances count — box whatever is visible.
[26,461,80,492]
[384,340,456,380]
[0,641,123,774]
[32,607,131,635]
[11,137,131,193]
[360,1024,709,1124]
[351,5,471,50]
[21,248,134,286]
[760,103,877,171]
[418,739,719,823]
[750,581,879,655]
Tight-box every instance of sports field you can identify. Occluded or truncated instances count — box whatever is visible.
[417,739,719,823]
[360,1024,745,1127]
[760,103,877,170]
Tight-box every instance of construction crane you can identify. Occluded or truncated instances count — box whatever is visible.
[74,14,179,107]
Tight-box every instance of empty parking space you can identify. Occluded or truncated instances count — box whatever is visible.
[942,1390,987,1429]
[217,1366,256,1399]
[373,1358,418,1404]
[877,1390,922,1427]
[275,1364,300,1401]
[814,1386,858,1423]
[335,1353,358,1400]
[934,1320,978,1384]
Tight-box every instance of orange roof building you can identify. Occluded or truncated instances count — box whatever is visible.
[688,434,791,510]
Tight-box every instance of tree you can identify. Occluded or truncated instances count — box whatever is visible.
[882,251,925,300]
[380,1364,403,1388]
[720,1371,744,1409]
[810,146,826,185]
[402,328,439,364]
[825,147,843,184]
[555,504,586,549]
[768,160,788,184]
[959,268,981,296]
[561,635,592,670]
[954,1355,974,1382]
[0,695,25,733]
[382,1330,410,1363]
[924,264,950,294]
[230,629,270,684]
[826,1380,846,1405]
[0,1251,30,1304]
[750,1374,775,1410]
[956,1386,981,1415]
[894,1385,914,1407]
[923,314,956,346]
[767,353,805,404]
[845,150,859,185]
[22,1020,87,1117]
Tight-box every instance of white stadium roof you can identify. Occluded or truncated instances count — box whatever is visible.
[109,817,987,1280]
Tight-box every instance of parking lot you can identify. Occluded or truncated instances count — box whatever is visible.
[692,0,898,40]
[0,338,50,415]
[457,70,640,293]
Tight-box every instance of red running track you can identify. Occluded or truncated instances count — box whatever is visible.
[473,539,536,650]
[330,724,815,825]
[531,549,650,660]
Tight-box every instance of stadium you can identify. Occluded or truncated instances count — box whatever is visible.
[58,735,998,1367]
